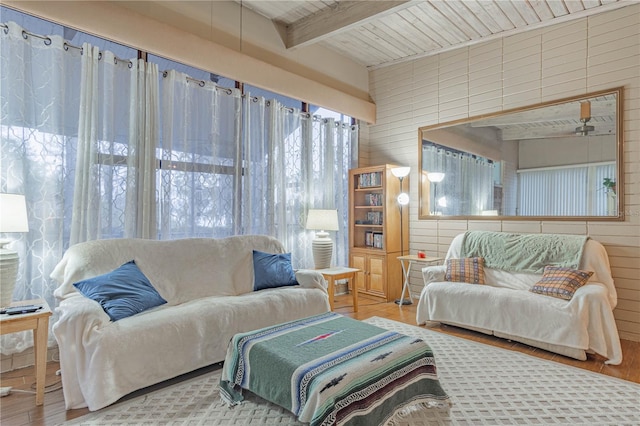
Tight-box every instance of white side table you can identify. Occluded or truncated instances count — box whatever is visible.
[0,298,52,405]
[397,255,443,308]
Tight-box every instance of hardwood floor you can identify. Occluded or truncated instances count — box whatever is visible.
[1,293,638,425]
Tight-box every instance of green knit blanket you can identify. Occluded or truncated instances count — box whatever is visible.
[460,231,589,274]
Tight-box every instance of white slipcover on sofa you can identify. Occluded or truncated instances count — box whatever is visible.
[417,232,622,365]
[51,235,330,411]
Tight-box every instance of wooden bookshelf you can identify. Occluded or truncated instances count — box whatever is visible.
[349,164,408,302]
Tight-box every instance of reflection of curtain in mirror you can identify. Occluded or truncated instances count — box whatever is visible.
[517,163,614,216]
[422,145,494,215]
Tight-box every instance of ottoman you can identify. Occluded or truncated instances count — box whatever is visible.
[220,312,449,425]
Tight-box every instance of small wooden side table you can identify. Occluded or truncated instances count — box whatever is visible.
[0,298,52,405]
[397,255,444,308]
[317,267,360,312]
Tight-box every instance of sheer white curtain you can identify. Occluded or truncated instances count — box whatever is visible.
[158,70,242,239]
[127,59,159,239]
[71,45,158,243]
[243,97,303,260]
[1,21,356,355]
[243,96,355,268]
[70,43,102,243]
[160,89,355,268]
[241,95,270,236]
[267,100,306,264]
[0,22,82,353]
[308,117,354,268]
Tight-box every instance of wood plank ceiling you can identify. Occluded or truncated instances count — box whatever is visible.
[238,0,629,69]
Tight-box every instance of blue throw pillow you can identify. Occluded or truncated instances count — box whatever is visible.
[73,260,167,321]
[253,250,298,291]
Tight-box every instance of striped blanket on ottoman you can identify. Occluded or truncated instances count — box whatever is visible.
[220,312,449,425]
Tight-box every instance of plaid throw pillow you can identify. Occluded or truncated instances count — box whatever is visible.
[445,257,485,284]
[530,266,593,300]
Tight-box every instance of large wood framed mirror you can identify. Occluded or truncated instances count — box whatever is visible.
[419,87,624,221]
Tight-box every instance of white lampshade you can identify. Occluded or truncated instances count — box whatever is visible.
[427,172,445,183]
[306,209,339,232]
[306,209,339,269]
[391,167,410,178]
[0,193,29,307]
[0,194,29,233]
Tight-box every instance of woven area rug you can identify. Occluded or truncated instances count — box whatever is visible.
[63,317,640,425]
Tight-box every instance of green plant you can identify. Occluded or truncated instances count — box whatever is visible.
[603,177,616,194]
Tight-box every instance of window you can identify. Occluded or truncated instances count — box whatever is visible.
[2,8,357,355]
[156,68,242,239]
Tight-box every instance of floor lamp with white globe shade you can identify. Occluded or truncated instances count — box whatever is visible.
[391,167,411,305]
[0,194,29,307]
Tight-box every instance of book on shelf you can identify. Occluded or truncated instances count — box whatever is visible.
[365,193,382,206]
[358,172,382,188]
[367,211,383,225]
[365,231,374,247]
[373,232,383,249]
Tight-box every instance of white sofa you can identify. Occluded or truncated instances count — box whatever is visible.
[417,232,622,365]
[51,235,330,411]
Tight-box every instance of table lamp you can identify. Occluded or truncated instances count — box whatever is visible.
[306,209,339,269]
[0,194,29,307]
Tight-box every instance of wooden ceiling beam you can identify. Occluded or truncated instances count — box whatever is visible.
[285,0,414,49]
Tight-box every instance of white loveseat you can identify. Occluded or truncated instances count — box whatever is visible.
[51,235,330,411]
[417,232,622,365]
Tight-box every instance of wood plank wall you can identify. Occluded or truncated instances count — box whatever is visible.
[362,4,640,342]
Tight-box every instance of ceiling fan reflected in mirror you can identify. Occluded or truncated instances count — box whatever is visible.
[575,101,595,136]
